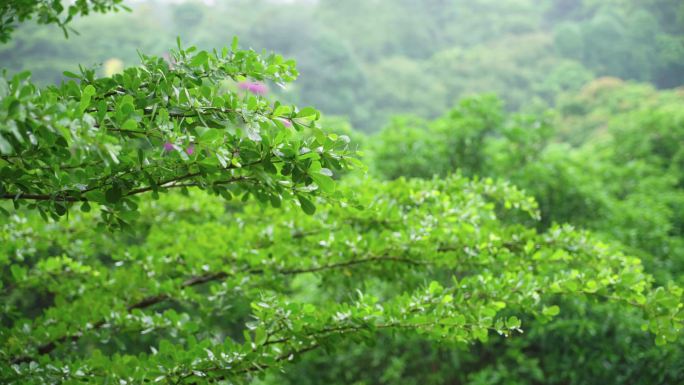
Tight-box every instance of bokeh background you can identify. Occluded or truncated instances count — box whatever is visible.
[2,0,683,132]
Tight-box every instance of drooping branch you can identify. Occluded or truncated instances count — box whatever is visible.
[9,254,437,364]
[183,320,484,383]
[279,255,431,275]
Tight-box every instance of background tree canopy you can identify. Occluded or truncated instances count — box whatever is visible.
[1,1,683,384]
[1,0,683,130]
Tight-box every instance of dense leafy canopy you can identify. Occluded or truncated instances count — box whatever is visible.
[1,1,684,385]
[2,49,683,383]
[0,0,126,42]
[1,0,683,130]
[2,174,682,383]
[368,85,684,384]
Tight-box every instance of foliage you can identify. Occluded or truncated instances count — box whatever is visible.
[371,95,506,180]
[263,301,684,385]
[555,77,684,144]
[370,115,442,180]
[2,0,682,131]
[0,0,127,43]
[1,36,682,385]
[372,91,684,275]
[2,174,682,383]
[1,2,684,384]
[368,87,684,385]
[0,39,357,228]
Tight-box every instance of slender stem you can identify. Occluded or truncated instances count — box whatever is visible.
[0,160,265,203]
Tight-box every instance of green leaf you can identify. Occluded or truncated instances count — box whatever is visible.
[190,51,209,67]
[584,280,599,293]
[312,127,326,144]
[542,305,560,317]
[298,196,316,215]
[80,201,91,212]
[0,134,12,154]
[298,151,320,161]
[54,202,67,216]
[311,173,334,193]
[121,119,138,131]
[261,159,277,174]
[297,107,319,119]
[473,327,489,343]
[199,128,222,144]
[105,186,122,204]
[273,105,291,117]
[82,84,96,97]
[507,316,522,330]
[79,85,95,113]
[10,265,27,281]
[428,281,443,295]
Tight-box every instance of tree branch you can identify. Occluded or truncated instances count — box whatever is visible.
[9,254,434,364]
[0,160,264,203]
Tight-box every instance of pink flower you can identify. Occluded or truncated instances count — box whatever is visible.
[185,144,195,155]
[238,81,268,95]
[277,118,292,128]
[163,142,175,152]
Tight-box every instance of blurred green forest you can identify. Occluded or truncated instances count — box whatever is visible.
[2,0,684,384]
[2,0,683,131]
